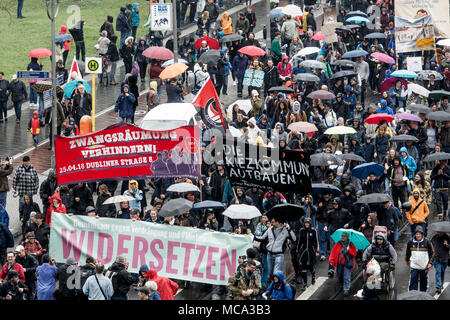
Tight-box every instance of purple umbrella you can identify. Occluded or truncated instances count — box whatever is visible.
[395,113,423,123]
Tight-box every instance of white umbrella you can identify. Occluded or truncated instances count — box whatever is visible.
[281,4,302,17]
[102,195,136,205]
[437,39,450,47]
[167,182,200,193]
[227,99,252,116]
[301,60,326,69]
[298,47,321,57]
[223,204,261,220]
[324,126,357,135]
[162,58,189,68]
[408,83,430,98]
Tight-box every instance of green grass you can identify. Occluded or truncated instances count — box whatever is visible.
[0,0,151,79]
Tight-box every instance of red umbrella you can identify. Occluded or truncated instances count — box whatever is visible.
[28,48,52,58]
[380,77,408,93]
[238,45,266,57]
[364,113,394,124]
[194,37,220,51]
[142,46,174,60]
[371,52,395,64]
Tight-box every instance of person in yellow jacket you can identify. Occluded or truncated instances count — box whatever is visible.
[220,12,233,35]
[406,188,429,237]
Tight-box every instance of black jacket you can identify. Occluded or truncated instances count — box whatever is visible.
[328,207,352,233]
[71,184,94,214]
[106,262,134,297]
[95,194,116,217]
[295,226,318,266]
[106,42,120,62]
[264,66,279,91]
[34,222,50,251]
[39,175,58,209]
[431,234,450,264]
[210,171,227,202]
[204,2,219,21]
[72,92,92,120]
[0,79,9,102]
[69,21,85,42]
[15,253,38,283]
[166,83,183,103]
[430,165,450,189]
[56,263,78,299]
[116,12,130,32]
[0,280,28,300]
[7,80,27,102]
[19,200,41,224]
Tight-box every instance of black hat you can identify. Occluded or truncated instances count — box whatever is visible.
[85,206,96,214]
[23,156,30,162]
[7,270,19,279]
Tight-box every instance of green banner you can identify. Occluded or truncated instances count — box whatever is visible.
[49,213,253,285]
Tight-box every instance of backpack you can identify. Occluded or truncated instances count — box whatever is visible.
[79,266,95,291]
[104,270,119,293]
[187,69,199,89]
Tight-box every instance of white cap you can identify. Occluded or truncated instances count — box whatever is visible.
[15,245,24,252]
[251,90,259,96]
[11,74,17,80]
[202,40,207,44]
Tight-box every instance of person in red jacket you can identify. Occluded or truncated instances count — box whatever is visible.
[277,55,292,82]
[328,232,357,297]
[27,111,44,148]
[60,25,72,66]
[145,269,178,300]
[46,192,67,226]
[0,251,26,283]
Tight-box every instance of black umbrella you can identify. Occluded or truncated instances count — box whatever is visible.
[407,104,430,114]
[220,34,244,42]
[331,60,357,68]
[266,204,306,223]
[356,193,391,204]
[390,134,419,142]
[197,49,221,66]
[268,86,295,93]
[345,11,369,19]
[428,221,450,233]
[311,183,342,196]
[329,70,358,80]
[339,153,366,162]
[426,111,450,121]
[397,291,435,300]
[310,153,343,166]
[346,24,362,29]
[401,202,412,211]
[336,25,352,32]
[423,152,450,162]
[158,198,193,217]
[364,32,387,40]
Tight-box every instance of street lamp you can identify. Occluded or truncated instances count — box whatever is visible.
[45,0,60,169]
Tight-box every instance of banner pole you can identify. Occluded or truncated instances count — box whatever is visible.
[92,73,95,131]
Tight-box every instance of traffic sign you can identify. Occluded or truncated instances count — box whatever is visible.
[17,71,50,79]
[85,57,102,74]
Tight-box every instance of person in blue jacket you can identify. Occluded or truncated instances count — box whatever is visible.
[376,99,394,115]
[343,85,357,118]
[221,47,232,95]
[388,79,407,110]
[263,271,293,300]
[131,3,140,42]
[114,84,136,123]
[399,146,417,181]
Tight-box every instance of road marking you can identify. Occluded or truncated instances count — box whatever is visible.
[296,276,327,300]
[434,281,449,299]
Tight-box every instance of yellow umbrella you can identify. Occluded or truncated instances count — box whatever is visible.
[159,62,188,80]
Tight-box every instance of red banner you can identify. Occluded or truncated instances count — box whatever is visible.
[55,124,201,185]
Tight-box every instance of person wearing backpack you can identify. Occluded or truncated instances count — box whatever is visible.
[83,262,113,300]
[78,256,96,300]
[105,256,134,300]
[262,271,293,300]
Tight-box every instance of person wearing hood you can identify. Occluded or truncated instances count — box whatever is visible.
[59,25,72,66]
[137,264,149,287]
[232,52,249,98]
[220,11,233,35]
[405,225,435,292]
[406,188,429,236]
[71,183,94,216]
[277,55,293,81]
[100,15,115,41]
[134,37,149,83]
[362,233,397,281]
[329,232,357,297]
[327,197,352,248]
[69,20,85,61]
[361,135,375,163]
[105,256,134,300]
[131,3,140,41]
[359,212,378,244]
[116,7,131,49]
[145,269,178,300]
[271,122,288,148]
[105,34,120,85]
[263,271,293,300]
[115,84,136,123]
[27,110,44,148]
[39,169,58,219]
[96,30,111,55]
[323,102,337,128]
[246,117,261,145]
[123,180,143,212]
[249,90,262,118]
[45,192,67,226]
[120,36,135,74]
[293,217,319,288]
[179,37,195,68]
[387,156,408,207]
[399,146,417,180]
[343,85,357,117]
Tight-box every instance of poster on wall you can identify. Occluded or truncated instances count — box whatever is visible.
[150,3,172,31]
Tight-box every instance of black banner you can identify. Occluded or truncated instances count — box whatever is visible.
[217,140,312,194]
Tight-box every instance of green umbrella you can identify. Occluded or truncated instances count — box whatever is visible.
[429,90,450,100]
[324,126,357,135]
[331,228,370,250]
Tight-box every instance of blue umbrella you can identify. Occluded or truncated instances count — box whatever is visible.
[342,49,368,59]
[311,183,342,196]
[63,80,91,98]
[331,228,370,250]
[351,162,384,180]
[270,7,285,19]
[55,34,73,43]
[346,16,369,23]
[390,70,418,79]
[192,200,225,210]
